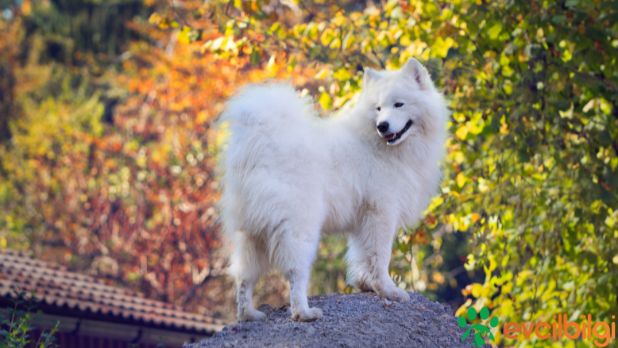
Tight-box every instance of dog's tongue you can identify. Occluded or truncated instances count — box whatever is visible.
[384,133,396,141]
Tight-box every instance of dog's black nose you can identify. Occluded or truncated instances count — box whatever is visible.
[376,122,389,134]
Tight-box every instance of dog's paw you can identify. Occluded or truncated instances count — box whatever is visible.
[291,307,323,322]
[238,309,267,321]
[378,286,410,302]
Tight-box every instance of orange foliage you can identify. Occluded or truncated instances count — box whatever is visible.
[48,1,318,310]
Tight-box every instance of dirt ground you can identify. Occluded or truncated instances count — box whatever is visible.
[186,292,474,348]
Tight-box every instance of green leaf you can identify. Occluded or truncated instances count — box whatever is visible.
[487,23,502,40]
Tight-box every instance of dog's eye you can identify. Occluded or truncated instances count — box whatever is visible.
[376,106,381,111]
[394,102,404,108]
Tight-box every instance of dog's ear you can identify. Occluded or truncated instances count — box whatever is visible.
[363,67,381,87]
[402,58,432,90]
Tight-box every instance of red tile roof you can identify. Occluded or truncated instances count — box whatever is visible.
[0,249,224,334]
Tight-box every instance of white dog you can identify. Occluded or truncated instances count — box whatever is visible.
[219,58,448,322]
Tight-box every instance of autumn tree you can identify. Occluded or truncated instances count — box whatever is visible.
[1,1,616,339]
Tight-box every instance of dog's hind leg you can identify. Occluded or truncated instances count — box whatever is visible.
[269,220,323,322]
[231,233,269,321]
[346,232,373,292]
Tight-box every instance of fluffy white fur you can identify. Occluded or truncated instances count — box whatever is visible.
[219,58,448,322]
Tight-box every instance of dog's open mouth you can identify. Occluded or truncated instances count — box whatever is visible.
[383,120,413,144]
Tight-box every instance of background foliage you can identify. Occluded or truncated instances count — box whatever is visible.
[1,0,616,346]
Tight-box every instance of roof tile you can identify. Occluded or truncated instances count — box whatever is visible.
[0,249,224,334]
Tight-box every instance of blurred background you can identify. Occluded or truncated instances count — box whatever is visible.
[0,0,616,346]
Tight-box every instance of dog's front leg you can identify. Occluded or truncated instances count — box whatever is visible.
[347,212,410,302]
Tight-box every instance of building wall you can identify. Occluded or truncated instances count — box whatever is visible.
[32,330,165,348]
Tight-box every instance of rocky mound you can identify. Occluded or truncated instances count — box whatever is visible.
[186,292,472,348]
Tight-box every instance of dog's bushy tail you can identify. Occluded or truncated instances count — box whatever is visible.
[217,83,314,238]
[220,83,314,126]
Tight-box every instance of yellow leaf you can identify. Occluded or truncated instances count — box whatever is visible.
[456,172,467,188]
[499,116,509,135]
[453,112,466,123]
[178,26,192,44]
[426,195,444,213]
[319,92,332,110]
[431,37,455,58]
[333,68,352,81]
[471,283,483,298]
[315,68,331,80]
[455,126,468,140]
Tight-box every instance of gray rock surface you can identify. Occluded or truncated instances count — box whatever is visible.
[186,292,473,348]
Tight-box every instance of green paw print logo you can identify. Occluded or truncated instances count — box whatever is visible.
[458,306,499,347]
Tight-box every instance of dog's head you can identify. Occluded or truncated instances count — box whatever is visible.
[360,58,444,146]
